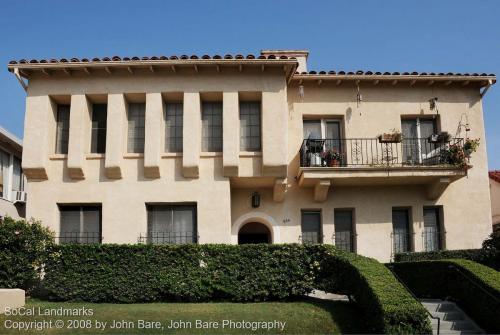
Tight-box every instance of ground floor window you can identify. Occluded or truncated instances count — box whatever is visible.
[59,205,102,244]
[146,204,197,244]
[392,208,411,254]
[334,209,355,252]
[423,207,443,251]
[301,210,322,244]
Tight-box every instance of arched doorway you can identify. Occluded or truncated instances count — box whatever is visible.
[238,222,271,244]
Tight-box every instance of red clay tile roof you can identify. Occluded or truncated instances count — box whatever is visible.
[490,171,500,183]
[8,54,295,65]
[295,70,496,77]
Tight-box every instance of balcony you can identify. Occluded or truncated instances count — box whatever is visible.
[297,138,466,201]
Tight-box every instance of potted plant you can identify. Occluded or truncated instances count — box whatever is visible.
[428,131,451,143]
[463,138,480,158]
[378,129,402,143]
[321,148,343,167]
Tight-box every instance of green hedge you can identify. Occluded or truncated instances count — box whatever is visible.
[0,217,53,291]
[41,244,430,334]
[310,246,431,334]
[392,259,500,333]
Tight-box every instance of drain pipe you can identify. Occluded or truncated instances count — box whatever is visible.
[13,68,28,92]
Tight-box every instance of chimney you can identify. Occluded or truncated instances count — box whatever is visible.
[260,49,309,73]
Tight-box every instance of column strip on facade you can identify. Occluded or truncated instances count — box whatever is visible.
[144,93,163,178]
[222,91,239,176]
[182,92,201,178]
[104,93,126,179]
[67,94,89,180]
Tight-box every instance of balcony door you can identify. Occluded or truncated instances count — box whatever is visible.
[303,119,342,166]
[401,118,437,165]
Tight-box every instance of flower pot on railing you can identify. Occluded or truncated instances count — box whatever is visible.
[378,133,402,143]
[428,132,451,143]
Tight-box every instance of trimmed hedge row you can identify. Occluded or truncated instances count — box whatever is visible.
[392,259,500,333]
[41,244,431,334]
[0,217,53,291]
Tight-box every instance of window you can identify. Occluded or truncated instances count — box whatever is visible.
[165,103,183,152]
[147,204,197,244]
[202,102,222,152]
[0,149,9,198]
[301,210,322,243]
[334,209,355,252]
[12,156,22,192]
[423,207,442,251]
[240,102,261,151]
[55,105,70,154]
[127,103,145,153]
[392,208,411,254]
[91,104,107,154]
[59,205,101,244]
[401,118,438,164]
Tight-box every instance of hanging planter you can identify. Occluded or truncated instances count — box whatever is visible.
[378,129,402,143]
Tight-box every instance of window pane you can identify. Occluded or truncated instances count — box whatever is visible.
[165,103,183,152]
[147,205,197,244]
[91,104,107,153]
[335,210,354,252]
[55,105,70,154]
[60,206,81,243]
[392,209,410,253]
[60,205,102,244]
[301,211,322,243]
[127,103,145,153]
[240,102,261,151]
[303,120,321,139]
[202,102,223,152]
[0,150,10,198]
[423,207,441,251]
[12,157,22,192]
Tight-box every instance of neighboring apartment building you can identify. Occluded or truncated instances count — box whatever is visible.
[0,126,26,219]
[490,171,500,233]
[8,50,495,261]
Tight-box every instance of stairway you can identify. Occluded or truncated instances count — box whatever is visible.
[420,299,484,335]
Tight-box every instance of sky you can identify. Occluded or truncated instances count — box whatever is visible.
[0,0,499,168]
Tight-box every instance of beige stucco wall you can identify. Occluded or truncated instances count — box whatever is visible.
[22,69,493,262]
[491,179,500,225]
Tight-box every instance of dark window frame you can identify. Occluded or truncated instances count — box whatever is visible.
[201,102,223,152]
[334,208,356,252]
[239,101,261,151]
[58,204,102,244]
[165,102,183,153]
[127,103,146,153]
[392,207,413,255]
[146,203,198,244]
[300,210,323,244]
[423,206,444,251]
[90,104,107,154]
[55,105,70,154]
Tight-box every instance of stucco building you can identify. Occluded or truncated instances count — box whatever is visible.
[8,50,495,261]
[0,126,26,219]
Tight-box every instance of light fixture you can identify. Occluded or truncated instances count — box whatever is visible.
[251,192,261,208]
[298,85,305,99]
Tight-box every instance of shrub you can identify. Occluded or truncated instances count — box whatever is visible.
[40,244,430,334]
[42,244,318,303]
[0,217,54,291]
[395,236,500,271]
[307,245,431,334]
[392,259,500,333]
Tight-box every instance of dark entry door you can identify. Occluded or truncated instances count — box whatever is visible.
[238,222,271,244]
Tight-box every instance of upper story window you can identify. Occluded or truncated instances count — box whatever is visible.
[240,102,261,151]
[146,204,197,244]
[55,105,70,154]
[12,156,23,192]
[301,210,322,244]
[165,103,183,153]
[91,104,107,154]
[59,205,102,244]
[0,149,9,199]
[127,103,145,153]
[202,102,222,152]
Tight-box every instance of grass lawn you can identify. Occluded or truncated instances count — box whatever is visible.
[0,298,367,334]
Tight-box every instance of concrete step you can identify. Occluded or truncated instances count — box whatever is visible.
[420,299,484,335]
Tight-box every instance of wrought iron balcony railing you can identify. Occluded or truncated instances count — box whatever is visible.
[299,137,464,168]
[138,231,198,244]
[422,230,444,252]
[55,232,102,244]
